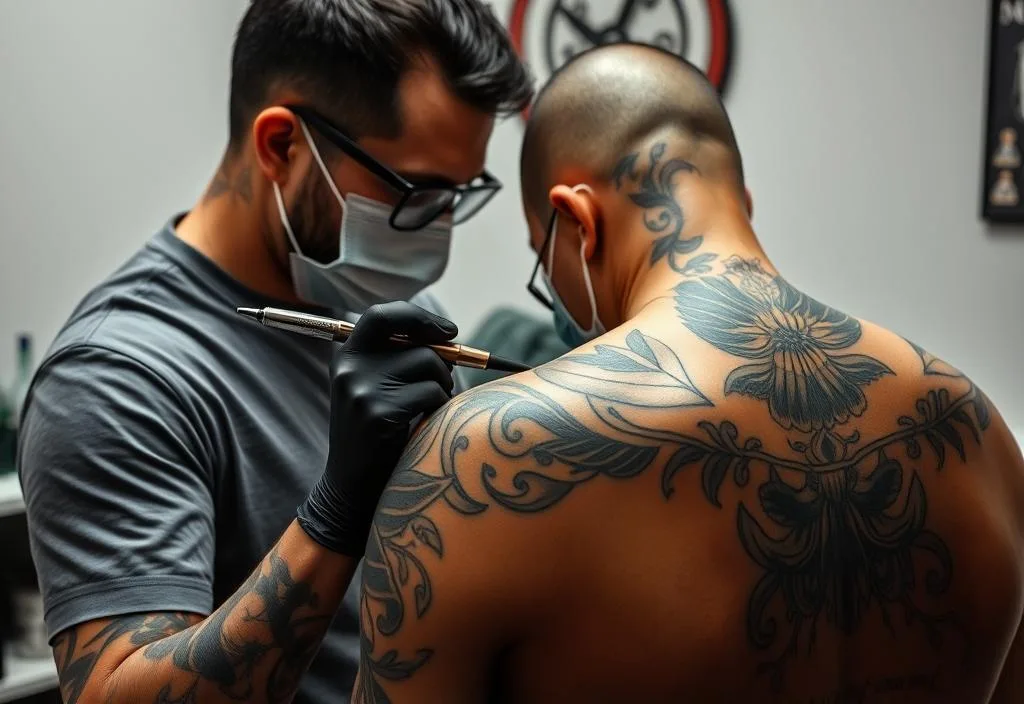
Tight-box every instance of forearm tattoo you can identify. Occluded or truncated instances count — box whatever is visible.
[54,547,331,704]
[54,613,193,704]
[357,141,989,702]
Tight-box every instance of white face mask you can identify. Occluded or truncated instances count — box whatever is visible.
[273,119,453,312]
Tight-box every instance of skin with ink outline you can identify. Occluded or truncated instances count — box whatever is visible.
[355,140,996,702]
[206,165,254,203]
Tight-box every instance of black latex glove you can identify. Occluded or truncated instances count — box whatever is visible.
[297,301,457,557]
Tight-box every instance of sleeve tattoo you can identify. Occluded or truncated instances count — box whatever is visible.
[53,546,331,704]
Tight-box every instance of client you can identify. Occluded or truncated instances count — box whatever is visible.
[353,43,1024,703]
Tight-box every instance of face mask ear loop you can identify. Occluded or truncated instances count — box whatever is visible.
[569,183,600,332]
[298,118,350,262]
[273,182,304,257]
[300,119,345,205]
[544,212,559,284]
[577,235,600,333]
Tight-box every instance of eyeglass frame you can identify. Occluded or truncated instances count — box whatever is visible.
[284,104,503,232]
[526,208,559,312]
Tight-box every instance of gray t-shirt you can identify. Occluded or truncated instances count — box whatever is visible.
[17,216,463,704]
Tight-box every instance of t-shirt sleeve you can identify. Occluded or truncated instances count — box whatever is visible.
[17,344,216,641]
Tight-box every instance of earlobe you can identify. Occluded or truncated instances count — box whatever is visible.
[252,107,301,185]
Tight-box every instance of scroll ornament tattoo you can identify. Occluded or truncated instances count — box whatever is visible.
[613,142,718,276]
[357,332,706,701]
[357,273,989,699]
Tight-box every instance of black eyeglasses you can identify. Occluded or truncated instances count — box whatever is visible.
[526,209,558,311]
[286,104,502,231]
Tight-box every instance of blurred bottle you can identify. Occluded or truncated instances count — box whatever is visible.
[10,333,33,429]
[0,334,33,473]
[0,385,11,472]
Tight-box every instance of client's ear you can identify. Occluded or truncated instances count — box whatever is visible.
[745,187,754,220]
[549,184,601,259]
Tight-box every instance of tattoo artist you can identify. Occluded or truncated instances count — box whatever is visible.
[16,2,533,703]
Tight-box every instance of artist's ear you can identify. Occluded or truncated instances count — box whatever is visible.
[549,184,601,259]
[745,187,754,220]
[252,107,305,186]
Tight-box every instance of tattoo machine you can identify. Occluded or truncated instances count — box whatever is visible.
[236,306,532,374]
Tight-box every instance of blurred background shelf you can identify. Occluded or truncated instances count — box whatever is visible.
[0,646,57,703]
[0,473,23,519]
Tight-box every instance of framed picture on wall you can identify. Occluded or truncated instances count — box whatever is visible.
[508,0,733,122]
[982,0,1024,222]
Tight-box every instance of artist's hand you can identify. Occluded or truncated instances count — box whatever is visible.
[297,302,457,556]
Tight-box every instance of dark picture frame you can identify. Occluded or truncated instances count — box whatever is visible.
[981,0,1024,222]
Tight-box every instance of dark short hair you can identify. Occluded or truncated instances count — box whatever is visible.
[229,0,534,145]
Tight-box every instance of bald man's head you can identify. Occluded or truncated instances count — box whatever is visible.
[520,43,744,223]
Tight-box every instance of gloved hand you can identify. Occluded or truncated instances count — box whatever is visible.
[297,301,457,557]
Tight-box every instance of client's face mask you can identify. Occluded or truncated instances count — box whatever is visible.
[542,185,606,348]
[273,119,453,312]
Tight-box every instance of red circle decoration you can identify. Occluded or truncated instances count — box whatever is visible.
[509,0,733,121]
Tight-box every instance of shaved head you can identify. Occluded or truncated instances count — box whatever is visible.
[520,43,744,222]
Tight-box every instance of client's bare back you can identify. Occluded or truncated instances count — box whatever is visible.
[350,42,1024,704]
[540,255,1024,702]
[357,250,1023,703]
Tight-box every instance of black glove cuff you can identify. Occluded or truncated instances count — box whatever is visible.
[296,475,372,558]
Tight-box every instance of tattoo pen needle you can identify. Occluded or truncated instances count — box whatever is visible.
[236,306,532,374]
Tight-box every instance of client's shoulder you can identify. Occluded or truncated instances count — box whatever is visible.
[852,319,993,424]
[879,329,1022,480]
[531,328,715,412]
[451,327,721,476]
[382,336,698,536]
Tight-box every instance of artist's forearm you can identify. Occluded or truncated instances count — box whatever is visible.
[60,521,356,704]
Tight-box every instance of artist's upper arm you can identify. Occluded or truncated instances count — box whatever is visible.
[355,388,543,704]
[19,346,215,701]
[18,346,216,631]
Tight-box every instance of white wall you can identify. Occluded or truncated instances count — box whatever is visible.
[0,0,247,384]
[1,0,1021,433]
